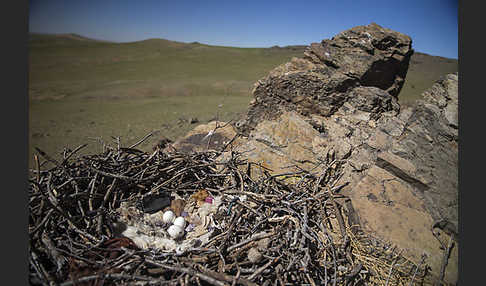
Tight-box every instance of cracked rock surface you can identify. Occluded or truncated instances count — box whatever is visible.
[237,22,411,135]
[172,23,458,284]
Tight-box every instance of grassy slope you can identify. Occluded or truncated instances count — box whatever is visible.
[399,51,458,106]
[29,35,304,166]
[29,34,457,167]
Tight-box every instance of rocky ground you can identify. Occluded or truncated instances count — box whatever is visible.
[172,23,459,285]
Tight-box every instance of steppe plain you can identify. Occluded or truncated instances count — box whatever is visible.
[28,33,457,167]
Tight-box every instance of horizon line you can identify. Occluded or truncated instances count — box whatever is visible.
[29,31,458,60]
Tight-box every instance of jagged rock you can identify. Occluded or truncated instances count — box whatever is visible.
[237,22,412,135]
[337,73,459,283]
[172,24,458,284]
[422,73,458,130]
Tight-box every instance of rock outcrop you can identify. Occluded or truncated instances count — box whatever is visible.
[237,22,412,135]
[171,23,458,284]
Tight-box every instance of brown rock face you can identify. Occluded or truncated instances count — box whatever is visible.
[237,22,413,135]
[338,74,459,283]
[172,121,237,153]
[173,24,457,284]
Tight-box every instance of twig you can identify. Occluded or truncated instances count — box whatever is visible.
[35,147,61,168]
[34,154,41,184]
[30,249,56,286]
[129,131,154,149]
[88,173,98,211]
[385,250,402,286]
[30,209,53,236]
[196,266,258,286]
[247,256,280,281]
[145,261,228,286]
[86,165,135,181]
[409,254,426,286]
[437,235,454,285]
[328,186,346,238]
[61,143,88,165]
[97,178,117,233]
[227,232,275,252]
[59,273,169,286]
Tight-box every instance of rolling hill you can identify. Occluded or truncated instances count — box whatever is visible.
[28,33,458,167]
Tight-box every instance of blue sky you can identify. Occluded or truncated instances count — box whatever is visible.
[29,0,458,59]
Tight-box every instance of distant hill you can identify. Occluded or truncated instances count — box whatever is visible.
[28,33,457,100]
[28,33,457,167]
[29,32,111,44]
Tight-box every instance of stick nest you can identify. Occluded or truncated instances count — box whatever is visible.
[29,137,432,285]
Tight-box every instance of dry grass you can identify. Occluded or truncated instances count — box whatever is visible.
[28,34,457,168]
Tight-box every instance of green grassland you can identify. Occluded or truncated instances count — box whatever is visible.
[400,52,458,106]
[29,33,457,167]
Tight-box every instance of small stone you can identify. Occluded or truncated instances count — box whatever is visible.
[247,247,263,263]
[257,237,271,250]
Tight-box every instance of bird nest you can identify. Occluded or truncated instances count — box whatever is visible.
[29,135,431,285]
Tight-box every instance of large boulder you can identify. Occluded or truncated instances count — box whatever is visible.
[172,23,458,284]
[237,22,412,135]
